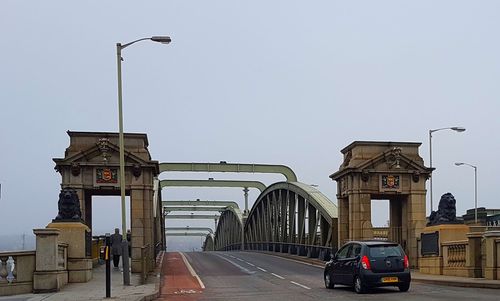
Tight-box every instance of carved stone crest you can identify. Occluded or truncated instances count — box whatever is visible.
[132,164,142,178]
[361,170,370,182]
[342,150,352,168]
[96,138,111,163]
[71,163,81,176]
[385,147,402,169]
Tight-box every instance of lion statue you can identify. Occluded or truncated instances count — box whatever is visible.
[54,187,82,221]
[427,192,460,226]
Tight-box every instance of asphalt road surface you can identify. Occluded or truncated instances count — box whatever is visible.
[184,251,498,301]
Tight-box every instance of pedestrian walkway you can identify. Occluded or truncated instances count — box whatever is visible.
[155,252,204,301]
[0,262,159,301]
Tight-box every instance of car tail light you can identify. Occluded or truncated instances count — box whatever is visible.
[361,255,371,270]
[404,255,409,269]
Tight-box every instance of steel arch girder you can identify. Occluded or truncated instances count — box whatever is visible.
[165,227,213,234]
[163,200,240,209]
[244,181,338,250]
[159,162,298,182]
[160,179,266,192]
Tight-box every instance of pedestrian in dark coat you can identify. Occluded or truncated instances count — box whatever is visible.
[110,228,123,268]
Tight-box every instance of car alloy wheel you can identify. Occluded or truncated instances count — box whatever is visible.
[354,276,365,294]
[324,273,334,289]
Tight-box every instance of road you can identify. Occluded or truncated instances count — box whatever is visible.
[183,251,498,301]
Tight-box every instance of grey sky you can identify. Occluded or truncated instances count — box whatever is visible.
[1,1,499,251]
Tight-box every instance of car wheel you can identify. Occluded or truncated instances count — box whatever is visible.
[398,283,410,292]
[354,276,366,294]
[324,272,335,289]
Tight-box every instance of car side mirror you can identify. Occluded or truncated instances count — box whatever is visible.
[330,253,336,261]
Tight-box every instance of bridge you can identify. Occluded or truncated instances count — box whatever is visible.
[4,132,499,300]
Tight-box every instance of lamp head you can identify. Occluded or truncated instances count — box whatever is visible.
[151,36,172,44]
[451,127,466,132]
[455,162,464,166]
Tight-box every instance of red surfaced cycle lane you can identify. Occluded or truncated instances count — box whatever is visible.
[156,252,204,301]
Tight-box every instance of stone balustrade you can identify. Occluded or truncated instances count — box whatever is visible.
[419,229,500,280]
[0,251,36,296]
[442,240,468,276]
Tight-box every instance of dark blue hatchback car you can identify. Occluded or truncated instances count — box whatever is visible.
[324,241,411,293]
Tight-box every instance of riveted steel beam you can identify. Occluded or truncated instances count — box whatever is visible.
[165,214,219,219]
[163,200,240,209]
[166,227,213,234]
[164,206,227,212]
[166,232,208,237]
[160,179,266,192]
[159,162,298,182]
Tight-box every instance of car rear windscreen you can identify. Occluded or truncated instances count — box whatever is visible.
[368,245,402,258]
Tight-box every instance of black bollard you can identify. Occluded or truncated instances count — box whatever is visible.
[105,233,111,298]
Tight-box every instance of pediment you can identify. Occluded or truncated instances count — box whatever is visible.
[331,146,432,180]
[53,140,150,167]
[353,150,430,173]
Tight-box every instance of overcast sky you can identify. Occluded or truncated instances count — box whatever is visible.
[1,1,499,251]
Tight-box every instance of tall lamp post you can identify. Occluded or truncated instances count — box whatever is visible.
[455,162,478,224]
[428,126,466,212]
[117,36,171,285]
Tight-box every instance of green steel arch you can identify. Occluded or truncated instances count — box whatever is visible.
[243,182,338,260]
[203,233,215,251]
[213,206,244,251]
[160,179,266,192]
[159,162,298,182]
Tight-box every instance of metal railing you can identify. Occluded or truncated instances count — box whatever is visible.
[224,241,337,261]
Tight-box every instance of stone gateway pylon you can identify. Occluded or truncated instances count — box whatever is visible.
[53,131,163,273]
[330,141,431,266]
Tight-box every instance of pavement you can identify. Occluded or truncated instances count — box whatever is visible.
[0,256,161,301]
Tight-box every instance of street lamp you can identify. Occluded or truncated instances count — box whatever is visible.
[455,162,478,224]
[428,126,466,212]
[116,35,171,285]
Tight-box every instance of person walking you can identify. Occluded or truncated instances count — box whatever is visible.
[126,229,131,256]
[110,228,123,269]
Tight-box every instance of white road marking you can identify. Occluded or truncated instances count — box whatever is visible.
[257,267,267,272]
[271,273,285,279]
[245,262,255,267]
[290,281,311,290]
[236,257,244,262]
[215,254,255,274]
[180,252,205,289]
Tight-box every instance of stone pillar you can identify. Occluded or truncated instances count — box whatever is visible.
[46,222,92,283]
[33,229,68,293]
[131,188,146,273]
[349,193,372,240]
[337,197,349,247]
[483,231,500,280]
[405,193,426,266]
[466,232,483,278]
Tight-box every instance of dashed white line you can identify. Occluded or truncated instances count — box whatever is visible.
[257,267,267,272]
[215,254,255,274]
[245,262,255,267]
[271,273,285,279]
[290,281,311,290]
[236,258,244,262]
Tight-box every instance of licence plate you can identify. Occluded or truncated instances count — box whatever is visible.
[382,277,398,283]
